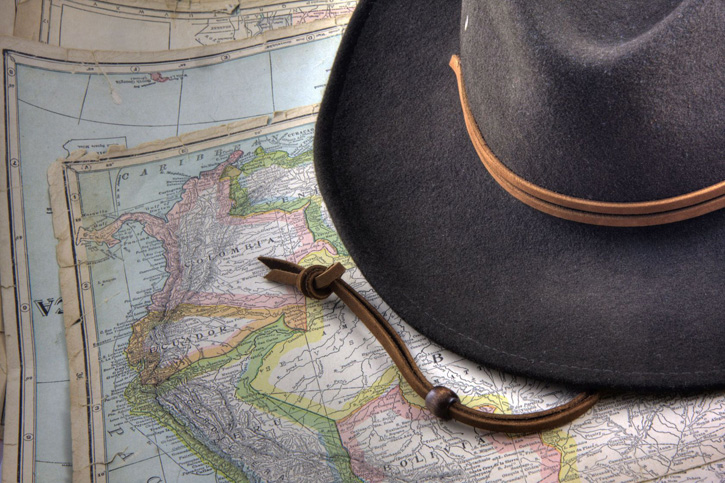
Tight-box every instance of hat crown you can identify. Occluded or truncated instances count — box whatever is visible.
[460,0,725,203]
[520,0,682,45]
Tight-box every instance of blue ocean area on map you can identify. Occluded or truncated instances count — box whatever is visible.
[5,25,344,481]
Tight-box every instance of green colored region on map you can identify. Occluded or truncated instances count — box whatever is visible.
[222,148,349,257]
[241,146,313,176]
[542,429,580,482]
[223,157,308,217]
[234,321,361,482]
[220,164,242,180]
[304,197,349,257]
[227,176,309,217]
[127,315,361,483]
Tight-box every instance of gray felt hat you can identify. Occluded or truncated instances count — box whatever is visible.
[312,0,725,390]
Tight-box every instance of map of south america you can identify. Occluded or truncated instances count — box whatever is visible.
[64,115,580,482]
[75,125,351,480]
[57,114,725,482]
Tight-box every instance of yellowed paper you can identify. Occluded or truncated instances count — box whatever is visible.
[0,309,6,438]
[0,0,14,36]
[0,1,9,440]
[0,0,9,438]
[0,18,347,481]
[14,0,356,50]
[15,0,243,40]
[13,0,42,40]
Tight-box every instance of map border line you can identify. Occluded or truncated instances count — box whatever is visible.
[51,106,318,482]
[1,47,38,483]
[0,18,345,480]
[16,0,355,48]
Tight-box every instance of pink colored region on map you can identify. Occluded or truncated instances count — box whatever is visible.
[150,72,170,82]
[490,433,563,482]
[337,384,432,482]
[336,383,566,482]
[78,150,335,314]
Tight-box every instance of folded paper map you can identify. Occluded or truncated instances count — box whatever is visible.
[0,1,724,481]
[0,16,348,481]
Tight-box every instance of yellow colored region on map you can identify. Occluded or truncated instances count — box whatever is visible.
[542,428,581,482]
[127,303,292,384]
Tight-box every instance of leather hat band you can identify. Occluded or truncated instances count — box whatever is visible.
[451,55,725,227]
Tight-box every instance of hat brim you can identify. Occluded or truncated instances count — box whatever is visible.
[314,0,725,390]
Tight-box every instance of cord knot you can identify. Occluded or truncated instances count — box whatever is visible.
[296,263,346,300]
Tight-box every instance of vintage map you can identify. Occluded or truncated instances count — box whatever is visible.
[1,0,724,479]
[1,0,13,35]
[14,0,356,50]
[50,106,725,482]
[0,19,347,482]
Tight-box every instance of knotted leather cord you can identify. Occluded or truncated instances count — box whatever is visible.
[451,55,725,227]
[259,257,599,433]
